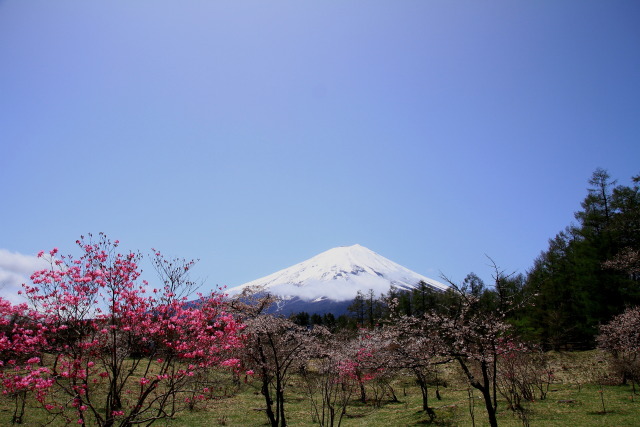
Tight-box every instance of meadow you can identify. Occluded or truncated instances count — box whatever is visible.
[2,351,638,427]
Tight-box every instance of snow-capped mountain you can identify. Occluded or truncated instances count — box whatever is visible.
[227,245,447,313]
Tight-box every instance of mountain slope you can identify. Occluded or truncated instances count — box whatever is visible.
[227,244,447,308]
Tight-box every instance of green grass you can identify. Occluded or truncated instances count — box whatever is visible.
[2,351,639,426]
[150,379,640,427]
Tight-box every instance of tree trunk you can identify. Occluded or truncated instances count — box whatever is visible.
[257,337,278,427]
[277,386,286,427]
[415,374,436,420]
[480,386,498,427]
[262,377,277,427]
[481,360,498,427]
[11,391,27,424]
[415,374,429,412]
[456,357,498,427]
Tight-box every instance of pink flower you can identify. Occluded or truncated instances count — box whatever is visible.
[1,234,246,425]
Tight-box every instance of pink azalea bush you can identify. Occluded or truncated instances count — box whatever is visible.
[0,233,245,426]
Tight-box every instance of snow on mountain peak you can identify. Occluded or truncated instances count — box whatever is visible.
[227,244,448,302]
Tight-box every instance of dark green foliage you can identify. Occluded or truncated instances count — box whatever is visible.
[523,169,640,349]
[335,314,354,330]
[347,291,366,326]
[321,313,336,331]
[383,281,449,318]
[291,311,310,327]
[347,289,387,327]
[309,313,321,325]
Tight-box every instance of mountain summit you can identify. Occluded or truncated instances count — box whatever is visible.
[227,245,448,306]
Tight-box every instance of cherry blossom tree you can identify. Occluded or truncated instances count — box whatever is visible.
[597,306,640,388]
[426,299,508,427]
[299,338,355,427]
[340,329,390,405]
[494,340,554,426]
[241,313,322,427]
[427,266,526,427]
[383,314,448,420]
[603,247,640,279]
[300,329,389,426]
[2,234,245,427]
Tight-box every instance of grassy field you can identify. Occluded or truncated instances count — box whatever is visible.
[2,351,639,426]
[155,377,640,427]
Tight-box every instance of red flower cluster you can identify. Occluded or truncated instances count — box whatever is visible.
[0,234,245,425]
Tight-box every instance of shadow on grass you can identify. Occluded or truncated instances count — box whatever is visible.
[586,410,614,415]
[413,415,457,426]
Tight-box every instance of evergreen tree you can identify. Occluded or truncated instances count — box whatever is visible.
[322,313,337,331]
[347,291,366,326]
[523,169,640,349]
[291,311,310,327]
[310,313,323,326]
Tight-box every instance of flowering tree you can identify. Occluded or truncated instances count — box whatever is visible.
[242,313,321,427]
[427,266,524,427]
[426,298,509,427]
[298,328,390,426]
[300,332,362,427]
[383,315,448,419]
[494,339,554,426]
[603,247,640,279]
[0,299,51,423]
[301,348,355,427]
[597,306,640,387]
[2,234,244,427]
[339,330,390,405]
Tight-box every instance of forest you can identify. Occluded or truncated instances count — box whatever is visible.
[0,169,638,426]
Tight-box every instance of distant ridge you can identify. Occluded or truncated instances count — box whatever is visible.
[226,245,447,315]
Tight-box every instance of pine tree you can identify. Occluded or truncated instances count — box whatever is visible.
[523,169,640,349]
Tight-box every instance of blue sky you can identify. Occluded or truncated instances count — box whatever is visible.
[1,1,639,300]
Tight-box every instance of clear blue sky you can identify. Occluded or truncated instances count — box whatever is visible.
[1,1,639,299]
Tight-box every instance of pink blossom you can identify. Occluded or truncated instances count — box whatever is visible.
[1,235,245,426]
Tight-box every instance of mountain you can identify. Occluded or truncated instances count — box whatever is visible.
[226,244,448,316]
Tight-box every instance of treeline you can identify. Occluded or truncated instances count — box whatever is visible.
[291,169,640,350]
[523,169,640,348]
[293,273,528,331]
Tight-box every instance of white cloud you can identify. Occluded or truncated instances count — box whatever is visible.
[0,249,49,304]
